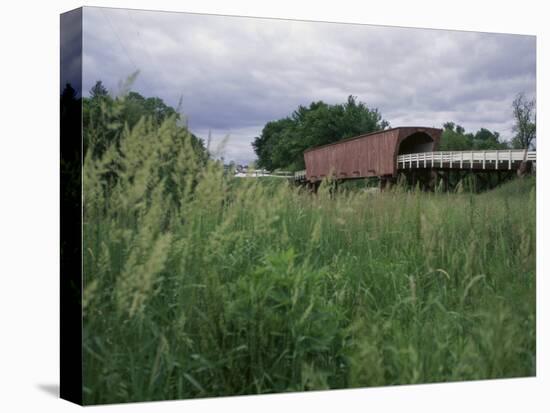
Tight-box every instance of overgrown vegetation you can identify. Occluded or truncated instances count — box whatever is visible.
[82,94,536,404]
[83,79,208,163]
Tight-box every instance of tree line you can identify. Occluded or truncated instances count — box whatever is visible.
[65,82,536,173]
[83,80,208,164]
[253,93,536,171]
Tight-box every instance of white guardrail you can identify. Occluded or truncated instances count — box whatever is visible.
[293,150,536,180]
[294,170,307,181]
[397,150,536,170]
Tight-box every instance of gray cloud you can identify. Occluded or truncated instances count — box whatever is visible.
[83,7,536,164]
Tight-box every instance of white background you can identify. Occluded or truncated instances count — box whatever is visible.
[0,0,547,411]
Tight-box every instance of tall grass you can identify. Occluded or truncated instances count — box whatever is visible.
[82,114,536,404]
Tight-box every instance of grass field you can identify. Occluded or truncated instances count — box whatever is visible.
[82,119,535,404]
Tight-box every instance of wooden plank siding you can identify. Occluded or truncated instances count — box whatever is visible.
[304,127,442,181]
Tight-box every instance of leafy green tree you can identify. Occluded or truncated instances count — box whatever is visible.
[83,82,207,166]
[118,92,179,127]
[511,93,536,149]
[439,123,472,150]
[83,81,116,158]
[439,123,508,151]
[252,117,295,171]
[90,80,109,98]
[253,95,388,170]
[61,83,83,206]
[472,128,508,150]
[442,121,455,132]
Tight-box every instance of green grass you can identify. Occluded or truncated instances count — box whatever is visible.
[82,116,535,404]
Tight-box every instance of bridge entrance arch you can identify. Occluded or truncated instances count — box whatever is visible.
[397,131,435,155]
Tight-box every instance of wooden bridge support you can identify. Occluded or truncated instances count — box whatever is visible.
[297,167,519,195]
[517,160,533,177]
[380,176,396,191]
[397,169,517,192]
[309,181,321,194]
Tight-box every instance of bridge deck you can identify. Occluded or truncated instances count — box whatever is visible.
[397,150,536,171]
[294,150,536,182]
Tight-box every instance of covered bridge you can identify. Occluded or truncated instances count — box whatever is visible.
[303,126,442,182]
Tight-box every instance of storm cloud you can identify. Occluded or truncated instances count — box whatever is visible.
[83,7,536,164]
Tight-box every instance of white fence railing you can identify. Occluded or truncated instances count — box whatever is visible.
[397,150,536,170]
[235,169,294,178]
[294,170,307,181]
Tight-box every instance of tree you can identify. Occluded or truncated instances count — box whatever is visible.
[472,128,507,150]
[439,123,509,151]
[252,117,295,171]
[89,80,109,98]
[443,122,455,132]
[61,83,82,206]
[511,93,536,149]
[439,123,472,151]
[253,96,388,170]
[83,81,208,165]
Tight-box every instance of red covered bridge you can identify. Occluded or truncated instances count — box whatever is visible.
[303,127,441,181]
[294,126,536,190]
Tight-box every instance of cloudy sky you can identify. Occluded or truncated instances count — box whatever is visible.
[82,6,536,164]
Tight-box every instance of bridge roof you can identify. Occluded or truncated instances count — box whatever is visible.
[303,126,442,153]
